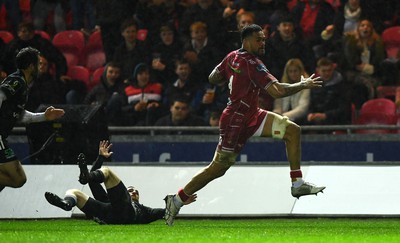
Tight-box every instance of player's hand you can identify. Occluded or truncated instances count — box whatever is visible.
[44,106,65,121]
[99,140,113,158]
[301,73,323,89]
[183,194,197,205]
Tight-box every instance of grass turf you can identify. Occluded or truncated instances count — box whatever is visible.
[0,218,399,242]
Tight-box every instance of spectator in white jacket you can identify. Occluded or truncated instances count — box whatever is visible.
[273,58,310,124]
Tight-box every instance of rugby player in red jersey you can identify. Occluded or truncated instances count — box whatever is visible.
[164,24,325,226]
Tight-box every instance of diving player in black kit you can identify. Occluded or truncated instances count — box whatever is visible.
[0,47,64,192]
[45,140,197,225]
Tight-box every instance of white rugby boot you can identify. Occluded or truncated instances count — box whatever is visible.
[291,182,325,199]
[164,194,181,226]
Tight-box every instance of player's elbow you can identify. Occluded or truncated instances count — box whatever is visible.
[209,70,224,85]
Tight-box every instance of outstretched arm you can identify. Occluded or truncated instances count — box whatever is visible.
[91,140,113,172]
[19,106,65,123]
[266,74,322,99]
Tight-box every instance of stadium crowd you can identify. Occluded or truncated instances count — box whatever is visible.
[0,0,400,128]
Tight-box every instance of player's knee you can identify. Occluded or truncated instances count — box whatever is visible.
[100,166,111,178]
[13,176,26,188]
[66,189,80,196]
[271,116,291,139]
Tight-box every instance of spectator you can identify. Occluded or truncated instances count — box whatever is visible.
[3,22,67,79]
[244,0,288,33]
[26,55,86,111]
[0,0,21,34]
[163,59,200,108]
[273,59,310,125]
[183,21,222,84]
[134,0,186,46]
[94,0,137,62]
[208,109,221,127]
[342,19,386,107]
[263,14,315,80]
[155,97,205,134]
[69,0,96,33]
[319,0,365,62]
[291,0,335,55]
[31,0,68,33]
[151,23,183,86]
[307,57,351,126]
[195,82,229,123]
[224,11,255,53]
[83,62,125,124]
[120,63,165,126]
[180,0,226,45]
[112,18,151,81]
[360,0,400,33]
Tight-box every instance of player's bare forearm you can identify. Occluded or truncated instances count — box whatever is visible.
[209,68,226,85]
[267,74,322,98]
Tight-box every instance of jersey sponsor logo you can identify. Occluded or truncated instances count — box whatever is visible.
[256,64,269,73]
[228,63,241,74]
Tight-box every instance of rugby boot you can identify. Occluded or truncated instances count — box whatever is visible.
[164,194,181,226]
[78,153,90,185]
[45,192,72,211]
[291,182,326,199]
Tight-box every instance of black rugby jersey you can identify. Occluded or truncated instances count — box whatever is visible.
[0,70,28,137]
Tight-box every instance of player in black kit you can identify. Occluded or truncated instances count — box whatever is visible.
[45,140,197,224]
[0,47,64,192]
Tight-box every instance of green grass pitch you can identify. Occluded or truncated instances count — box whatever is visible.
[1,218,399,242]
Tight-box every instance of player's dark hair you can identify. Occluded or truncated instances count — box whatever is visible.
[241,24,262,42]
[15,47,40,70]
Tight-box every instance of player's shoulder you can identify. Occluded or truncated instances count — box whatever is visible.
[3,71,25,84]
[0,71,25,93]
[235,50,261,65]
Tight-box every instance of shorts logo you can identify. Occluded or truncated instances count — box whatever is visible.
[4,148,15,159]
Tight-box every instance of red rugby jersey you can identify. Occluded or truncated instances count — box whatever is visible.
[216,49,277,116]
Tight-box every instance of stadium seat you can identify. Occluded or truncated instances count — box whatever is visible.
[0,30,14,43]
[53,30,85,67]
[34,30,51,40]
[91,66,105,88]
[87,31,103,49]
[67,65,90,90]
[354,113,397,134]
[382,26,400,59]
[84,49,106,72]
[83,31,106,71]
[359,98,396,116]
[354,98,397,134]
